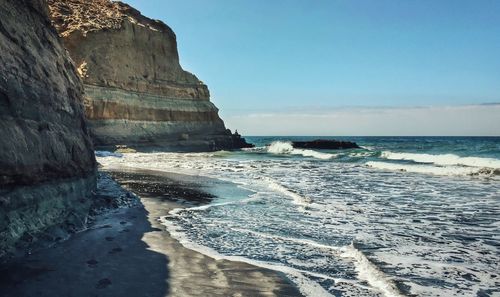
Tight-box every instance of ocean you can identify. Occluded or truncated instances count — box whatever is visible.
[96,136,500,297]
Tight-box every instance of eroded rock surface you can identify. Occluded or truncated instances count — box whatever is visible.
[292,139,360,149]
[48,0,251,150]
[0,0,97,258]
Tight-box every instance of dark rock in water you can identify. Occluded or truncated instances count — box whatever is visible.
[227,130,254,149]
[292,139,360,149]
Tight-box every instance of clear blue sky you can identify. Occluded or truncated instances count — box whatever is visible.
[123,0,500,135]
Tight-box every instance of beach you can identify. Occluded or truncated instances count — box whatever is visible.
[2,0,498,296]
[0,170,302,297]
[92,138,500,296]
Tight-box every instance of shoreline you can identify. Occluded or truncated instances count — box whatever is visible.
[0,169,303,297]
[108,168,304,297]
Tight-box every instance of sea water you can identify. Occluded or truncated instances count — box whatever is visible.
[97,136,500,296]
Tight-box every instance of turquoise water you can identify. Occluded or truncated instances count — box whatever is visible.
[97,136,500,297]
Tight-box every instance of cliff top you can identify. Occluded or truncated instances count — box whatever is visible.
[47,0,175,37]
[47,0,208,97]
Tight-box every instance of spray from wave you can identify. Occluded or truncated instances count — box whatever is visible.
[267,141,336,160]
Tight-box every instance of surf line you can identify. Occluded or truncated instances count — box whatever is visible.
[233,228,404,297]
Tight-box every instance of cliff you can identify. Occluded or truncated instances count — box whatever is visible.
[47,0,252,151]
[0,0,97,257]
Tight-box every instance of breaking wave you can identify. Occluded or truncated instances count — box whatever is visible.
[267,141,336,160]
[381,151,500,169]
[366,161,499,177]
[97,136,500,296]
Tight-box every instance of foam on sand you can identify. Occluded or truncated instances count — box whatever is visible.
[161,212,333,297]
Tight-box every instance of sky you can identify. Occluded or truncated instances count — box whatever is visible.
[123,0,500,135]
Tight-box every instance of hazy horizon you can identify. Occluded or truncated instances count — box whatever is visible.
[224,103,500,136]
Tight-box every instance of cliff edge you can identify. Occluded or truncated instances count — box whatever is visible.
[48,0,252,151]
[0,0,97,257]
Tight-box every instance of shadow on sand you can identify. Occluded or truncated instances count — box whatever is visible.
[0,205,169,297]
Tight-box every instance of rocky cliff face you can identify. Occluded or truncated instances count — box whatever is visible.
[48,0,251,150]
[0,0,97,257]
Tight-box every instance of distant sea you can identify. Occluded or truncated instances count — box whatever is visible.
[97,136,500,297]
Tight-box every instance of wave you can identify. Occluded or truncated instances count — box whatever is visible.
[241,146,266,152]
[366,161,499,177]
[348,151,375,158]
[230,228,403,297]
[163,212,401,297]
[341,243,403,297]
[168,200,240,216]
[161,214,333,297]
[262,177,312,206]
[381,151,500,169]
[267,141,336,160]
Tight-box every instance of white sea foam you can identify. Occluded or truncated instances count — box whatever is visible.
[231,227,343,251]
[348,151,374,158]
[168,201,236,215]
[366,161,496,176]
[169,195,261,216]
[96,145,500,296]
[241,146,266,152]
[232,228,403,297]
[161,213,333,297]
[267,141,336,160]
[381,151,500,169]
[262,176,312,205]
[340,244,403,297]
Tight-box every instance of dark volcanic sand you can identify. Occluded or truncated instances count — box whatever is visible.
[0,169,303,297]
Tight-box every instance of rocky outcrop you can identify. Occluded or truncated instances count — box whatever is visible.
[0,0,97,257]
[292,140,360,149]
[47,0,252,151]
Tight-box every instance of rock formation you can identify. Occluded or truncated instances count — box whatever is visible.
[292,140,360,149]
[0,0,97,257]
[48,0,252,151]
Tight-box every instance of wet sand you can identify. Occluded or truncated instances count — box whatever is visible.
[0,169,303,297]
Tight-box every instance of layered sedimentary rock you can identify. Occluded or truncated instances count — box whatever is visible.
[48,0,251,150]
[0,0,96,257]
